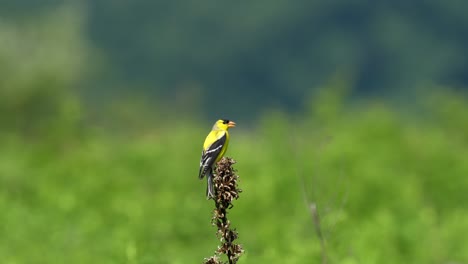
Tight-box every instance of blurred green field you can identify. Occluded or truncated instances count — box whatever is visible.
[1,92,467,264]
[2,3,468,263]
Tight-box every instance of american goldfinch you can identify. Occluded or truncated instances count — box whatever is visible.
[199,119,236,199]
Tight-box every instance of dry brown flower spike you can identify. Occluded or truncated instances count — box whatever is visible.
[203,157,244,264]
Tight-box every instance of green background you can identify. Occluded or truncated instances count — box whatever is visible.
[1,2,468,263]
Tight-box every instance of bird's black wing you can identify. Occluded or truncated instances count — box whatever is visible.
[198,134,227,179]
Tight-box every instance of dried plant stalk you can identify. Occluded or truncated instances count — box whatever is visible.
[203,157,244,264]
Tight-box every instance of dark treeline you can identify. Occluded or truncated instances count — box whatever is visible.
[1,1,468,119]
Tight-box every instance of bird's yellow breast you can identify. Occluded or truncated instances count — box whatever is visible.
[203,129,230,162]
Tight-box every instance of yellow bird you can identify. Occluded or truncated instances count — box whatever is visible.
[199,119,236,199]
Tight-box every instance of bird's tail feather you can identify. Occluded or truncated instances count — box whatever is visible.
[206,170,215,199]
[198,165,204,179]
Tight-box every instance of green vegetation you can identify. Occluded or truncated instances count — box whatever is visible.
[1,90,467,263]
[3,1,468,117]
[1,3,468,264]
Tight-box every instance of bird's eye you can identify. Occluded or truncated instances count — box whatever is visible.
[223,119,229,124]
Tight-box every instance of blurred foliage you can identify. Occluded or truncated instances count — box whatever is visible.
[0,87,467,263]
[1,2,468,264]
[0,4,88,141]
[83,0,468,118]
[2,1,468,119]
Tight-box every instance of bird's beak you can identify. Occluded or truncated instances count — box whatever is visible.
[228,121,236,128]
